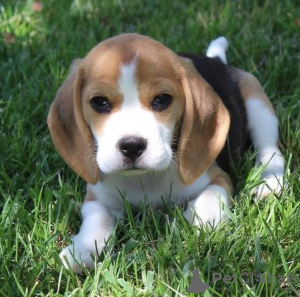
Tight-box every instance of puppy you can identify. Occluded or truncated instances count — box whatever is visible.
[48,34,284,272]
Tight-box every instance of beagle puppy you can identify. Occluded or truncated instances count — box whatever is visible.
[48,33,284,272]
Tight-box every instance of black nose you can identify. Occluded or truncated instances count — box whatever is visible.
[118,137,147,160]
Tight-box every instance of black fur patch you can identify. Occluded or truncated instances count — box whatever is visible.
[178,53,249,171]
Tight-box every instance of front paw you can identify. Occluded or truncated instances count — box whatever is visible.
[253,175,283,199]
[184,185,230,229]
[59,243,98,273]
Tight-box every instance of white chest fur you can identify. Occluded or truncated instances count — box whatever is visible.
[89,165,211,210]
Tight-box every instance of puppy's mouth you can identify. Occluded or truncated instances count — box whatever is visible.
[121,157,148,174]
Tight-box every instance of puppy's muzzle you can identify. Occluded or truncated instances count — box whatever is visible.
[118,136,147,161]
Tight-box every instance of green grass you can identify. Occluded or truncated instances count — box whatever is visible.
[0,0,299,296]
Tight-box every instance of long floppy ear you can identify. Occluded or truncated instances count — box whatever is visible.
[47,59,99,184]
[177,57,230,184]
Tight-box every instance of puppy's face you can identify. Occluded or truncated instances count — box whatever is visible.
[81,37,184,175]
[48,34,230,185]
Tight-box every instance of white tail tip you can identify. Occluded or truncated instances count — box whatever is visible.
[206,36,228,64]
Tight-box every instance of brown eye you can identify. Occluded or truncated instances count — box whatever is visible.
[152,93,173,111]
[90,96,111,113]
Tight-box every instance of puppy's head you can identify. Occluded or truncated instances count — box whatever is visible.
[48,33,229,185]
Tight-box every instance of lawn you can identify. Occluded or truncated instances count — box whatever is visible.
[0,0,299,296]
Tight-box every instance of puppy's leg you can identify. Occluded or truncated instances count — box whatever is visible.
[184,165,233,228]
[60,191,121,273]
[238,70,285,198]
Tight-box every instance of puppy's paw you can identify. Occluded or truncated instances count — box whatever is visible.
[184,185,230,229]
[253,175,284,200]
[59,244,97,273]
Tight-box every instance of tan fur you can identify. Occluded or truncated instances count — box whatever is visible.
[177,58,231,185]
[236,69,275,114]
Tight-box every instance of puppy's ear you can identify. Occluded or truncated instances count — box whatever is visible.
[177,57,230,184]
[47,59,99,184]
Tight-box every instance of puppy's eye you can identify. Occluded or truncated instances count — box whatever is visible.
[90,96,111,113]
[152,93,173,111]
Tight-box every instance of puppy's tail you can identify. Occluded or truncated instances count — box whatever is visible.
[206,36,228,64]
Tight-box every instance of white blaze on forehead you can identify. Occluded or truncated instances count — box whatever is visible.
[118,60,139,107]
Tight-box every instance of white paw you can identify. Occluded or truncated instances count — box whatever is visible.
[184,185,230,229]
[58,201,115,273]
[253,175,283,199]
[59,243,98,273]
